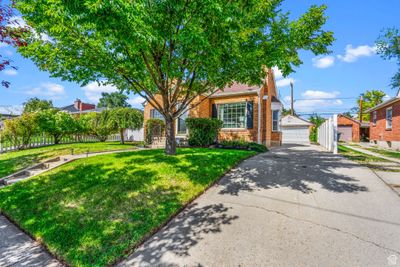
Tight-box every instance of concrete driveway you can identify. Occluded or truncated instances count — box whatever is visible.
[120,145,400,267]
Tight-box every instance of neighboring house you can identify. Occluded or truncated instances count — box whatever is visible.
[143,70,283,146]
[280,115,313,145]
[366,90,400,150]
[60,99,97,113]
[337,114,369,142]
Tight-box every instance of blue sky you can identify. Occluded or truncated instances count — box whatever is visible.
[0,0,399,115]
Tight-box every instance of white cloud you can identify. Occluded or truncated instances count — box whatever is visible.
[26,83,65,99]
[285,90,343,113]
[0,43,8,48]
[128,96,145,107]
[82,82,118,103]
[338,44,376,63]
[276,77,295,88]
[4,69,17,76]
[272,66,283,80]
[312,56,335,68]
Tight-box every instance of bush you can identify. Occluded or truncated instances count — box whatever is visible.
[219,140,268,153]
[186,118,223,147]
[145,119,165,144]
[2,112,39,149]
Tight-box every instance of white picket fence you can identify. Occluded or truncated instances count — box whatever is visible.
[0,133,122,154]
[317,114,338,154]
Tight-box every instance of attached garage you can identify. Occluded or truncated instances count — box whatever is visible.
[281,115,313,145]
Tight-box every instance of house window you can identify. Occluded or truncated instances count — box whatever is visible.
[150,109,164,120]
[218,102,246,128]
[372,111,377,126]
[177,109,188,135]
[272,110,280,131]
[386,107,392,129]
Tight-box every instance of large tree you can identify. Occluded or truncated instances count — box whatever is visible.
[351,90,386,121]
[14,0,334,154]
[376,28,400,88]
[98,91,131,108]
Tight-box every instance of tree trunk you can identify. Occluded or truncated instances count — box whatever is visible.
[165,118,176,155]
[54,134,60,144]
[120,128,125,144]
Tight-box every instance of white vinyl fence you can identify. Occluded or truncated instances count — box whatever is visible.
[0,133,123,154]
[317,114,338,154]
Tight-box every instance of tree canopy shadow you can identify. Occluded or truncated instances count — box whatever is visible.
[219,145,369,195]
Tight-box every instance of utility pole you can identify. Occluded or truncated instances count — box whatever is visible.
[359,95,363,123]
[290,82,294,115]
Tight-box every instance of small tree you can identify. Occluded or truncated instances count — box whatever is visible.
[23,97,53,113]
[37,109,75,144]
[109,108,143,144]
[309,114,325,143]
[98,92,131,108]
[350,90,386,121]
[376,28,400,88]
[2,112,38,149]
[85,111,116,142]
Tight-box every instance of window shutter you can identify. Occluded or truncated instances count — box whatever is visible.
[246,101,254,129]
[212,104,217,118]
[150,109,154,118]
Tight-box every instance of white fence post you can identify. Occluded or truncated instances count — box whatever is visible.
[317,114,338,154]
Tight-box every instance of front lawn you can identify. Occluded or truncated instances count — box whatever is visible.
[0,148,255,266]
[338,145,388,163]
[364,146,400,159]
[0,142,140,178]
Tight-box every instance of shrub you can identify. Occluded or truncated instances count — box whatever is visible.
[2,112,39,149]
[219,140,268,153]
[186,118,223,147]
[145,119,165,144]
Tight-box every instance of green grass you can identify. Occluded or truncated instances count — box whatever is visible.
[338,145,388,163]
[363,147,400,159]
[0,148,255,266]
[0,142,140,178]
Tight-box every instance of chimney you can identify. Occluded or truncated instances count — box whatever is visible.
[74,99,82,111]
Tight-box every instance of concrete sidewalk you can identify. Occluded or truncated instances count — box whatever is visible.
[120,145,400,267]
[0,215,61,267]
[343,145,400,164]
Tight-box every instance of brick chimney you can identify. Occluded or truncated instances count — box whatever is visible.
[74,99,82,111]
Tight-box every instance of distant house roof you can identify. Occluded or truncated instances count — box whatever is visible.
[60,104,81,113]
[68,107,106,114]
[210,82,261,98]
[281,115,313,127]
[366,90,400,113]
[0,105,23,116]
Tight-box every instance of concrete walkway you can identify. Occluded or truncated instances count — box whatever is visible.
[120,145,400,267]
[0,216,61,267]
[343,145,400,164]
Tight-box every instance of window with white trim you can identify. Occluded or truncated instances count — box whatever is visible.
[386,107,393,129]
[372,111,377,125]
[150,109,164,120]
[272,110,280,131]
[218,102,246,128]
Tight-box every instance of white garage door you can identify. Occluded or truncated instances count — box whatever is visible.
[281,126,310,144]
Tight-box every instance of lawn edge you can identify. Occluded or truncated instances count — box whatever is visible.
[113,149,259,266]
[0,148,259,267]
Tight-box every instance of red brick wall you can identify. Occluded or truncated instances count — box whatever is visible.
[80,103,95,111]
[338,115,360,142]
[370,100,400,142]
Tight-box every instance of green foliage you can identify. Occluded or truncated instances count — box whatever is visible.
[350,90,387,121]
[186,118,223,147]
[108,107,144,143]
[145,119,165,144]
[98,92,131,108]
[219,140,268,152]
[14,0,334,155]
[0,148,255,266]
[37,109,77,144]
[1,112,38,149]
[23,97,53,113]
[309,114,325,143]
[0,142,137,178]
[83,111,116,142]
[376,28,400,88]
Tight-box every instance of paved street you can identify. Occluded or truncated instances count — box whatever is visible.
[120,145,400,267]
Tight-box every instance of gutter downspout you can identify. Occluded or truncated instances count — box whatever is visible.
[257,88,262,144]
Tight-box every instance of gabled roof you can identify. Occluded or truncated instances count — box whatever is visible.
[60,104,80,113]
[366,90,400,113]
[281,115,313,127]
[210,82,261,98]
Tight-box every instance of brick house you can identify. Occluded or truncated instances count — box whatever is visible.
[366,91,399,149]
[143,70,283,146]
[60,99,97,113]
[337,115,369,142]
